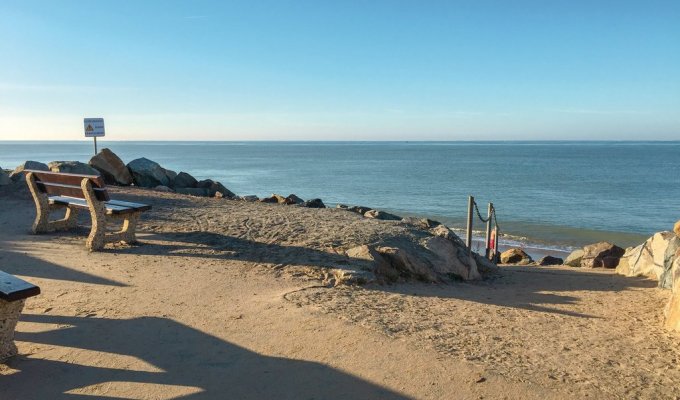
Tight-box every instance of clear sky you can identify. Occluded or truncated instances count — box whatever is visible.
[1,0,678,141]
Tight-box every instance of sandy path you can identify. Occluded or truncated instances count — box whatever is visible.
[1,186,678,399]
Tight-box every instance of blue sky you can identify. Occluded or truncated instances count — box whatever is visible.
[0,0,678,140]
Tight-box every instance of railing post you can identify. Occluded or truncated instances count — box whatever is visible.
[466,196,474,254]
[485,202,493,259]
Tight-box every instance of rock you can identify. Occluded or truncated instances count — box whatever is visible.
[127,158,170,188]
[422,236,481,280]
[154,185,173,192]
[618,232,680,288]
[174,187,210,197]
[196,179,214,189]
[0,169,10,186]
[402,217,441,230]
[664,256,680,332]
[376,246,438,282]
[258,194,289,204]
[239,195,259,202]
[346,245,395,281]
[9,161,49,182]
[259,194,289,203]
[173,172,198,188]
[329,268,375,286]
[88,148,133,185]
[660,237,680,289]
[675,220,680,238]
[48,161,101,176]
[164,169,178,186]
[364,209,401,221]
[284,194,304,205]
[564,249,584,267]
[500,248,533,265]
[302,198,326,208]
[349,205,371,215]
[537,255,563,266]
[210,182,236,199]
[429,224,458,240]
[580,242,624,268]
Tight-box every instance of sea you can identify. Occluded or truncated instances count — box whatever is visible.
[2,141,679,257]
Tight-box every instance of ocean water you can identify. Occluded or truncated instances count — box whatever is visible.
[1,141,679,254]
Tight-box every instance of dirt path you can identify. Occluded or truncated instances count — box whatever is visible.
[1,187,678,399]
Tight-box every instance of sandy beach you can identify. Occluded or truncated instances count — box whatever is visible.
[1,185,679,399]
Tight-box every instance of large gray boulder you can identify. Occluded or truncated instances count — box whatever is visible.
[617,232,675,280]
[173,172,198,188]
[127,158,170,188]
[422,236,482,280]
[10,161,49,182]
[0,168,10,186]
[48,161,101,176]
[581,241,624,268]
[88,148,132,185]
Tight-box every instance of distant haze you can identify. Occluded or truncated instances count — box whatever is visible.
[1,1,679,141]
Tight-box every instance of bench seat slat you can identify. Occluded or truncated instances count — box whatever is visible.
[0,271,41,302]
[48,196,152,215]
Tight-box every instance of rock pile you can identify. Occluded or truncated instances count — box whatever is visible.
[258,193,327,208]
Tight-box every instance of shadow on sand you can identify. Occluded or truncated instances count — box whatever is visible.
[4,314,410,400]
[367,265,658,318]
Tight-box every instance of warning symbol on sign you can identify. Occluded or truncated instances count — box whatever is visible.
[84,118,105,137]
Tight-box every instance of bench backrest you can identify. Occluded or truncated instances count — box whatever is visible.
[25,170,110,201]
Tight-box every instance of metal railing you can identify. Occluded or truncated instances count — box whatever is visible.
[466,195,500,263]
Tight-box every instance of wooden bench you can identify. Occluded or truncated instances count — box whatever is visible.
[25,170,151,251]
[0,270,40,361]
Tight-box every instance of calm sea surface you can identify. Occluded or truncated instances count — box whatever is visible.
[2,141,679,253]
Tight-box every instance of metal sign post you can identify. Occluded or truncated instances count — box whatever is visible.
[84,118,105,156]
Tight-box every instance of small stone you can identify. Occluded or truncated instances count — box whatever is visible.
[537,255,563,266]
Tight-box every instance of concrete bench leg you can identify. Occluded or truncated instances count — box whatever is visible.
[82,179,107,251]
[0,299,25,361]
[27,172,79,234]
[106,212,140,245]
